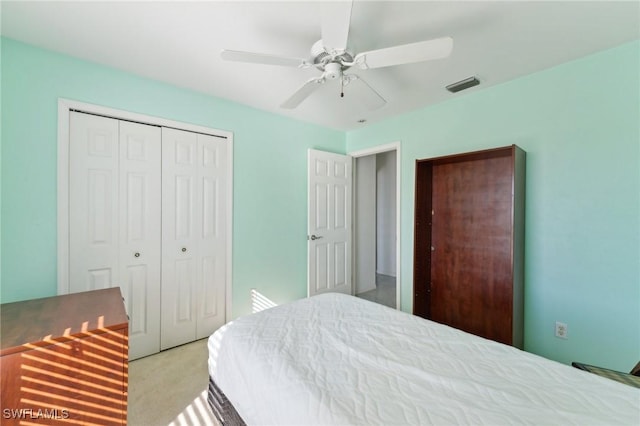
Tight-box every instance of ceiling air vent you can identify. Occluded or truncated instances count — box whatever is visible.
[446,76,480,93]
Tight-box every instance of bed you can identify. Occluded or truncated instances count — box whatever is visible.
[207,293,639,425]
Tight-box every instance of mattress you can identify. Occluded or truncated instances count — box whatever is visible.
[208,293,639,425]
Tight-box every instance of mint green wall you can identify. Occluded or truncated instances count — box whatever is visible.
[0,37,345,316]
[347,41,640,371]
[2,36,638,371]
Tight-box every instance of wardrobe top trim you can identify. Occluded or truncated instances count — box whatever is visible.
[415,145,519,166]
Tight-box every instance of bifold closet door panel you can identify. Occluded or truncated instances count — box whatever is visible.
[161,128,228,349]
[117,121,162,360]
[195,133,227,340]
[69,112,162,360]
[69,112,120,294]
[161,128,199,349]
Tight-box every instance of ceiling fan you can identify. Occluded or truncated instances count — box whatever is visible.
[220,1,453,110]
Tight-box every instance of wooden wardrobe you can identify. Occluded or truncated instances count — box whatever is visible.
[413,145,525,348]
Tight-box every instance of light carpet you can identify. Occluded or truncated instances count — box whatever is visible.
[128,338,219,425]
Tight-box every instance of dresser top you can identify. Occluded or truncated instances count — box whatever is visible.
[1,288,128,356]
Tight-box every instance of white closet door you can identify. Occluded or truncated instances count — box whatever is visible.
[69,112,120,293]
[161,127,199,349]
[118,121,162,360]
[161,128,227,348]
[196,133,227,339]
[69,112,162,360]
[67,109,227,358]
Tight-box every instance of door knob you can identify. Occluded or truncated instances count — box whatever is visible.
[134,252,140,258]
[310,235,323,241]
[181,247,187,252]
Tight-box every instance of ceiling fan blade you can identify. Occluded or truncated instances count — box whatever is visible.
[281,77,326,109]
[321,0,353,53]
[345,74,386,110]
[354,36,453,70]
[221,49,310,68]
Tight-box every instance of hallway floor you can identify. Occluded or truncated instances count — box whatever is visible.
[356,274,396,309]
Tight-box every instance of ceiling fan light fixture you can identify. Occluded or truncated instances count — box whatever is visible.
[221,0,453,110]
[446,76,480,93]
[324,62,343,79]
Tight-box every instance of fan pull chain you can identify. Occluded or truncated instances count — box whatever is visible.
[340,76,344,98]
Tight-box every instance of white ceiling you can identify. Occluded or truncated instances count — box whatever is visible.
[2,1,639,131]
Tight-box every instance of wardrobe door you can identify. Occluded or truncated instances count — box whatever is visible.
[413,145,525,348]
[161,128,199,349]
[196,134,227,339]
[430,154,513,345]
[118,121,162,359]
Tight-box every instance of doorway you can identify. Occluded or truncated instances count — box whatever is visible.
[351,143,400,309]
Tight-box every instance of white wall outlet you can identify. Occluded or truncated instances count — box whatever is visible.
[555,321,568,339]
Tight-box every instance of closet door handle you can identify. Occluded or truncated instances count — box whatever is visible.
[134,252,140,258]
[181,247,187,253]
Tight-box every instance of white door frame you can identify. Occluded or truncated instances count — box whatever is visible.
[349,142,401,310]
[57,98,234,319]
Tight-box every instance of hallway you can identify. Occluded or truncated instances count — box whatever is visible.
[356,273,396,309]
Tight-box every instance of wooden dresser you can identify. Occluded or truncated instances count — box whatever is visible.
[1,288,128,425]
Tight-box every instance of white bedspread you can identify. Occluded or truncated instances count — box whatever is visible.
[208,293,639,425]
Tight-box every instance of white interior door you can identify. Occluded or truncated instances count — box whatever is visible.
[118,121,162,360]
[307,149,352,297]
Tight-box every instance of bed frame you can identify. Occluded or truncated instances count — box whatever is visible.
[207,375,246,426]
